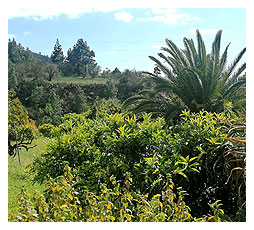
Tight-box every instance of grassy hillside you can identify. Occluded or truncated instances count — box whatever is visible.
[8,137,47,214]
[51,76,108,85]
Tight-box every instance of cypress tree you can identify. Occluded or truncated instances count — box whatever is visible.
[50,39,65,64]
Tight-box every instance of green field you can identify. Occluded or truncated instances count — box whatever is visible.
[8,136,47,214]
[51,76,108,85]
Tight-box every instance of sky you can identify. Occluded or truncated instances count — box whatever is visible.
[7,2,246,72]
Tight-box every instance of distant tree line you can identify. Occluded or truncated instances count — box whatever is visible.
[8,38,146,126]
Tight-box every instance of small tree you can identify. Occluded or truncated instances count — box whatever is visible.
[46,64,59,81]
[8,91,38,162]
[87,63,101,78]
[112,67,121,75]
[50,39,65,64]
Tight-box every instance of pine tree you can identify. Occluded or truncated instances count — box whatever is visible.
[50,39,65,64]
[66,38,95,76]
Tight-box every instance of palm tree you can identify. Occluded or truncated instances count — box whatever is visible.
[123,30,246,123]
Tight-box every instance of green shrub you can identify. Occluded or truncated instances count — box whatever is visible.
[38,123,55,137]
[10,167,227,222]
[29,105,245,220]
[30,111,200,195]
[8,90,38,157]
[9,167,82,222]
[170,105,245,219]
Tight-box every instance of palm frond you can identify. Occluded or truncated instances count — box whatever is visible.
[164,39,188,67]
[164,104,185,124]
[122,95,147,109]
[149,56,172,76]
[227,48,246,77]
[223,76,246,99]
[123,29,246,123]
[157,52,181,77]
[196,29,207,71]
[183,38,199,68]
[219,43,231,73]
[232,63,246,79]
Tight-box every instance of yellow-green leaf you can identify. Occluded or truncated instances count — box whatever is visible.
[39,206,43,213]
[106,202,112,210]
[68,194,73,200]
[62,180,67,186]
[152,194,161,199]
[60,204,67,209]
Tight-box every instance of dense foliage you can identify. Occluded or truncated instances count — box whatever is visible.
[8,39,146,125]
[8,59,17,90]
[59,38,97,77]
[9,166,227,222]
[8,39,33,64]
[8,91,38,158]
[29,103,245,220]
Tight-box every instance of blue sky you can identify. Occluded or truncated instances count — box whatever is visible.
[8,4,246,72]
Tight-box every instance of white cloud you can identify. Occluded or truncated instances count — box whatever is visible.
[114,11,133,22]
[8,1,124,20]
[152,45,161,49]
[190,29,220,35]
[139,8,201,25]
[8,34,16,39]
[23,31,30,36]
[108,50,118,54]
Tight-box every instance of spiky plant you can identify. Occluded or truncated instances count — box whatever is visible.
[123,30,246,123]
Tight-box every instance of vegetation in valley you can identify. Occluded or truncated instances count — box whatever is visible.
[8,30,246,222]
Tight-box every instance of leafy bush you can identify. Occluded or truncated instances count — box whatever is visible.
[38,124,55,137]
[29,105,245,220]
[8,90,38,157]
[30,111,199,200]
[9,167,227,222]
[9,167,82,222]
[169,105,245,219]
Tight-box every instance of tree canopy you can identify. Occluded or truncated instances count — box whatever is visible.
[66,38,96,76]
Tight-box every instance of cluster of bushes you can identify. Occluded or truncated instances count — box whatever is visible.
[15,79,109,125]
[9,166,227,222]
[14,68,144,126]
[14,102,244,222]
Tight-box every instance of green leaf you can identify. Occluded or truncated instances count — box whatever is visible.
[190,168,200,173]
[177,171,189,181]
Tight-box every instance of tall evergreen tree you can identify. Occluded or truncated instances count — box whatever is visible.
[50,39,65,64]
[66,38,95,76]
